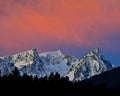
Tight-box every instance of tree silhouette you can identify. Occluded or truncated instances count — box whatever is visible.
[12,67,19,76]
[0,71,118,96]
[49,72,54,81]
[54,72,60,80]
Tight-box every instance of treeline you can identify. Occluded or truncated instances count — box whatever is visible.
[0,68,119,96]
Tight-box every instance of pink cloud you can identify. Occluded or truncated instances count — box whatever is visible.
[0,0,120,55]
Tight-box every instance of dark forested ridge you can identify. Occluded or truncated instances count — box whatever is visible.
[0,68,120,96]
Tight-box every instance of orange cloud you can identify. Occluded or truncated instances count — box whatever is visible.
[0,0,120,55]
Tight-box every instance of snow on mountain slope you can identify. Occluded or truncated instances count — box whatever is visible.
[18,49,46,77]
[0,48,114,81]
[0,49,46,77]
[10,49,35,69]
[0,56,14,76]
[39,50,79,76]
[66,48,114,81]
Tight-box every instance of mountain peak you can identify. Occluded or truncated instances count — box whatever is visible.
[66,48,113,81]
[10,48,39,69]
[94,47,100,54]
[52,50,63,56]
[86,48,101,57]
[0,48,114,81]
[32,48,38,53]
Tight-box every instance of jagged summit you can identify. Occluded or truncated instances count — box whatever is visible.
[39,49,78,76]
[94,47,100,54]
[0,48,114,81]
[86,48,101,57]
[5,49,40,69]
[66,48,114,81]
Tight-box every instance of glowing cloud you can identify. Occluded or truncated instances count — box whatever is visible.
[0,0,120,56]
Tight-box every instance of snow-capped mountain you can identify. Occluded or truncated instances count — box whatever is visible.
[0,48,114,81]
[66,48,113,81]
[39,50,79,76]
[0,49,46,77]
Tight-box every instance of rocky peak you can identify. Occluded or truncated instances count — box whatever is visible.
[66,48,114,81]
[10,49,39,69]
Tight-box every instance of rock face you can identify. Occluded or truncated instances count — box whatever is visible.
[39,50,79,76]
[0,48,114,81]
[0,56,14,76]
[66,48,113,81]
[0,49,46,77]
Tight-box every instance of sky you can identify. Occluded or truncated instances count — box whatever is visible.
[0,0,120,66]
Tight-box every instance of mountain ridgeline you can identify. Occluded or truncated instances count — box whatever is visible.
[0,48,113,81]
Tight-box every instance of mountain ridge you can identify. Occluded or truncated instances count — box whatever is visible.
[0,48,114,81]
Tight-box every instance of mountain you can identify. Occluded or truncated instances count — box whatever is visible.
[0,48,114,81]
[66,48,113,81]
[0,49,46,77]
[39,50,79,76]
